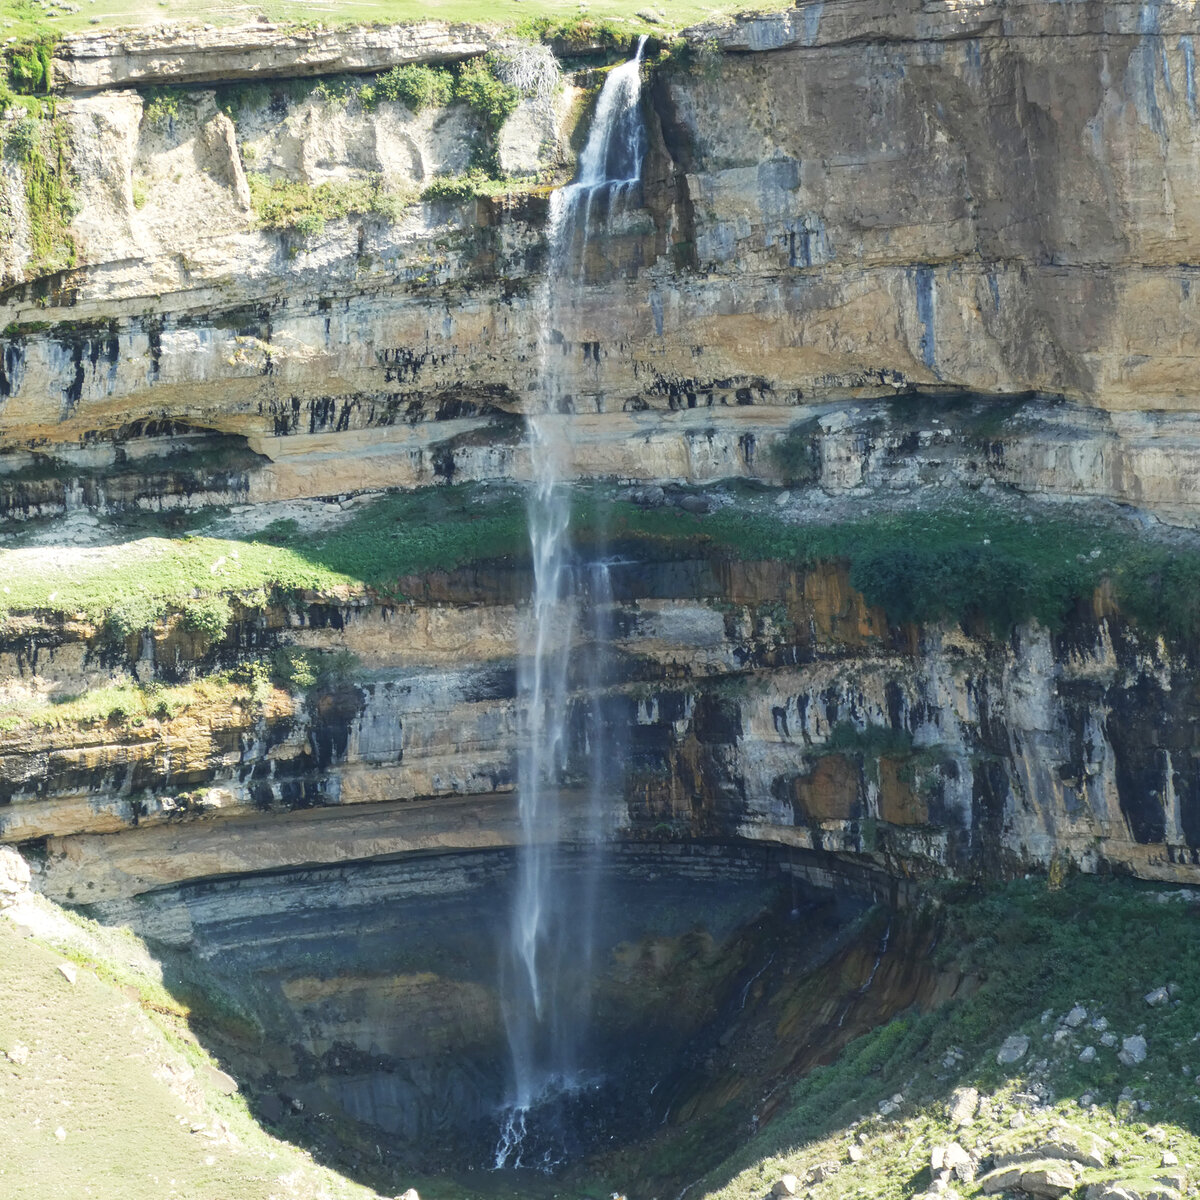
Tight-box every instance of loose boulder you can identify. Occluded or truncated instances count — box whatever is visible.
[1119,1035,1148,1066]
[998,1034,1031,1064]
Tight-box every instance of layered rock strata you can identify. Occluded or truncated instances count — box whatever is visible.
[4,0,1200,910]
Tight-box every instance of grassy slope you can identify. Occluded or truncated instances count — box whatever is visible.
[697,876,1200,1200]
[4,485,1200,647]
[0,899,387,1200]
[0,0,760,40]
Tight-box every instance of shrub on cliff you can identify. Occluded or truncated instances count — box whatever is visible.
[182,596,233,642]
[454,56,520,137]
[767,419,820,486]
[366,63,454,113]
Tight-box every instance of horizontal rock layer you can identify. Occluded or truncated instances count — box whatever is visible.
[5,0,1200,905]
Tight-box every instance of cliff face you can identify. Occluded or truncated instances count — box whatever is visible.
[3,0,1200,916]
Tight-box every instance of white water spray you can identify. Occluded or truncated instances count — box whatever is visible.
[495,36,648,1170]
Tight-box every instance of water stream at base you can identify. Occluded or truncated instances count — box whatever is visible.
[494,36,648,1171]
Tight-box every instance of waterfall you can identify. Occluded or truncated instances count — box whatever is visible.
[494,36,648,1171]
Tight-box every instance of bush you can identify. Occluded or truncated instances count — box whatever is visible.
[371,63,454,112]
[181,595,233,641]
[142,88,183,128]
[421,171,486,202]
[454,57,519,136]
[6,115,38,160]
[271,648,359,692]
[106,594,167,640]
[7,38,53,95]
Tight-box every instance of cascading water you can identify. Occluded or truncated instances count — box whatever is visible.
[494,37,648,1170]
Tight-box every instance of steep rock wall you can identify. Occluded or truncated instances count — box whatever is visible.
[3,2,1200,905]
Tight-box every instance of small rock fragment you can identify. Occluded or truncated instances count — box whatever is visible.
[1162,1151,1179,1166]
[5,1042,29,1065]
[1065,1006,1089,1028]
[1079,1045,1097,1063]
[1019,1161,1079,1198]
[770,1175,798,1197]
[848,1145,864,1162]
[1102,1031,1118,1047]
[806,1161,839,1183]
[943,1143,974,1182]
[57,962,77,985]
[54,1127,66,1142]
[947,1087,979,1127]
[1146,988,1170,1007]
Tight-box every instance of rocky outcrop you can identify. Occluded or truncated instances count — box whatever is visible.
[54,21,493,92]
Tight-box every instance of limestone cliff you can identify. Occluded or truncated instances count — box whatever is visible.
[3,0,1200,914]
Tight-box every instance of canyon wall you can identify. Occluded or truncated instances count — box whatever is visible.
[2,0,1200,917]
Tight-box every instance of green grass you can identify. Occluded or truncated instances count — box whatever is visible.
[0,0,765,41]
[0,899,389,1200]
[4,487,1200,647]
[0,485,529,629]
[246,172,415,236]
[620,496,1200,641]
[4,110,77,275]
[697,875,1200,1200]
[0,672,260,730]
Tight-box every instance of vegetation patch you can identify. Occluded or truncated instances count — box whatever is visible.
[5,488,1200,647]
[359,62,454,112]
[767,418,821,486]
[5,34,53,96]
[0,673,258,731]
[0,485,529,632]
[697,876,1200,1200]
[614,496,1200,642]
[515,14,640,53]
[247,172,414,237]
[5,110,77,276]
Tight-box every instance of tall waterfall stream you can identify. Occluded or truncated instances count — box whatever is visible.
[494,37,649,1170]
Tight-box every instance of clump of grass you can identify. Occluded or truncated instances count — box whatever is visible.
[4,111,78,276]
[140,86,183,128]
[246,173,414,237]
[6,35,53,95]
[420,167,553,202]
